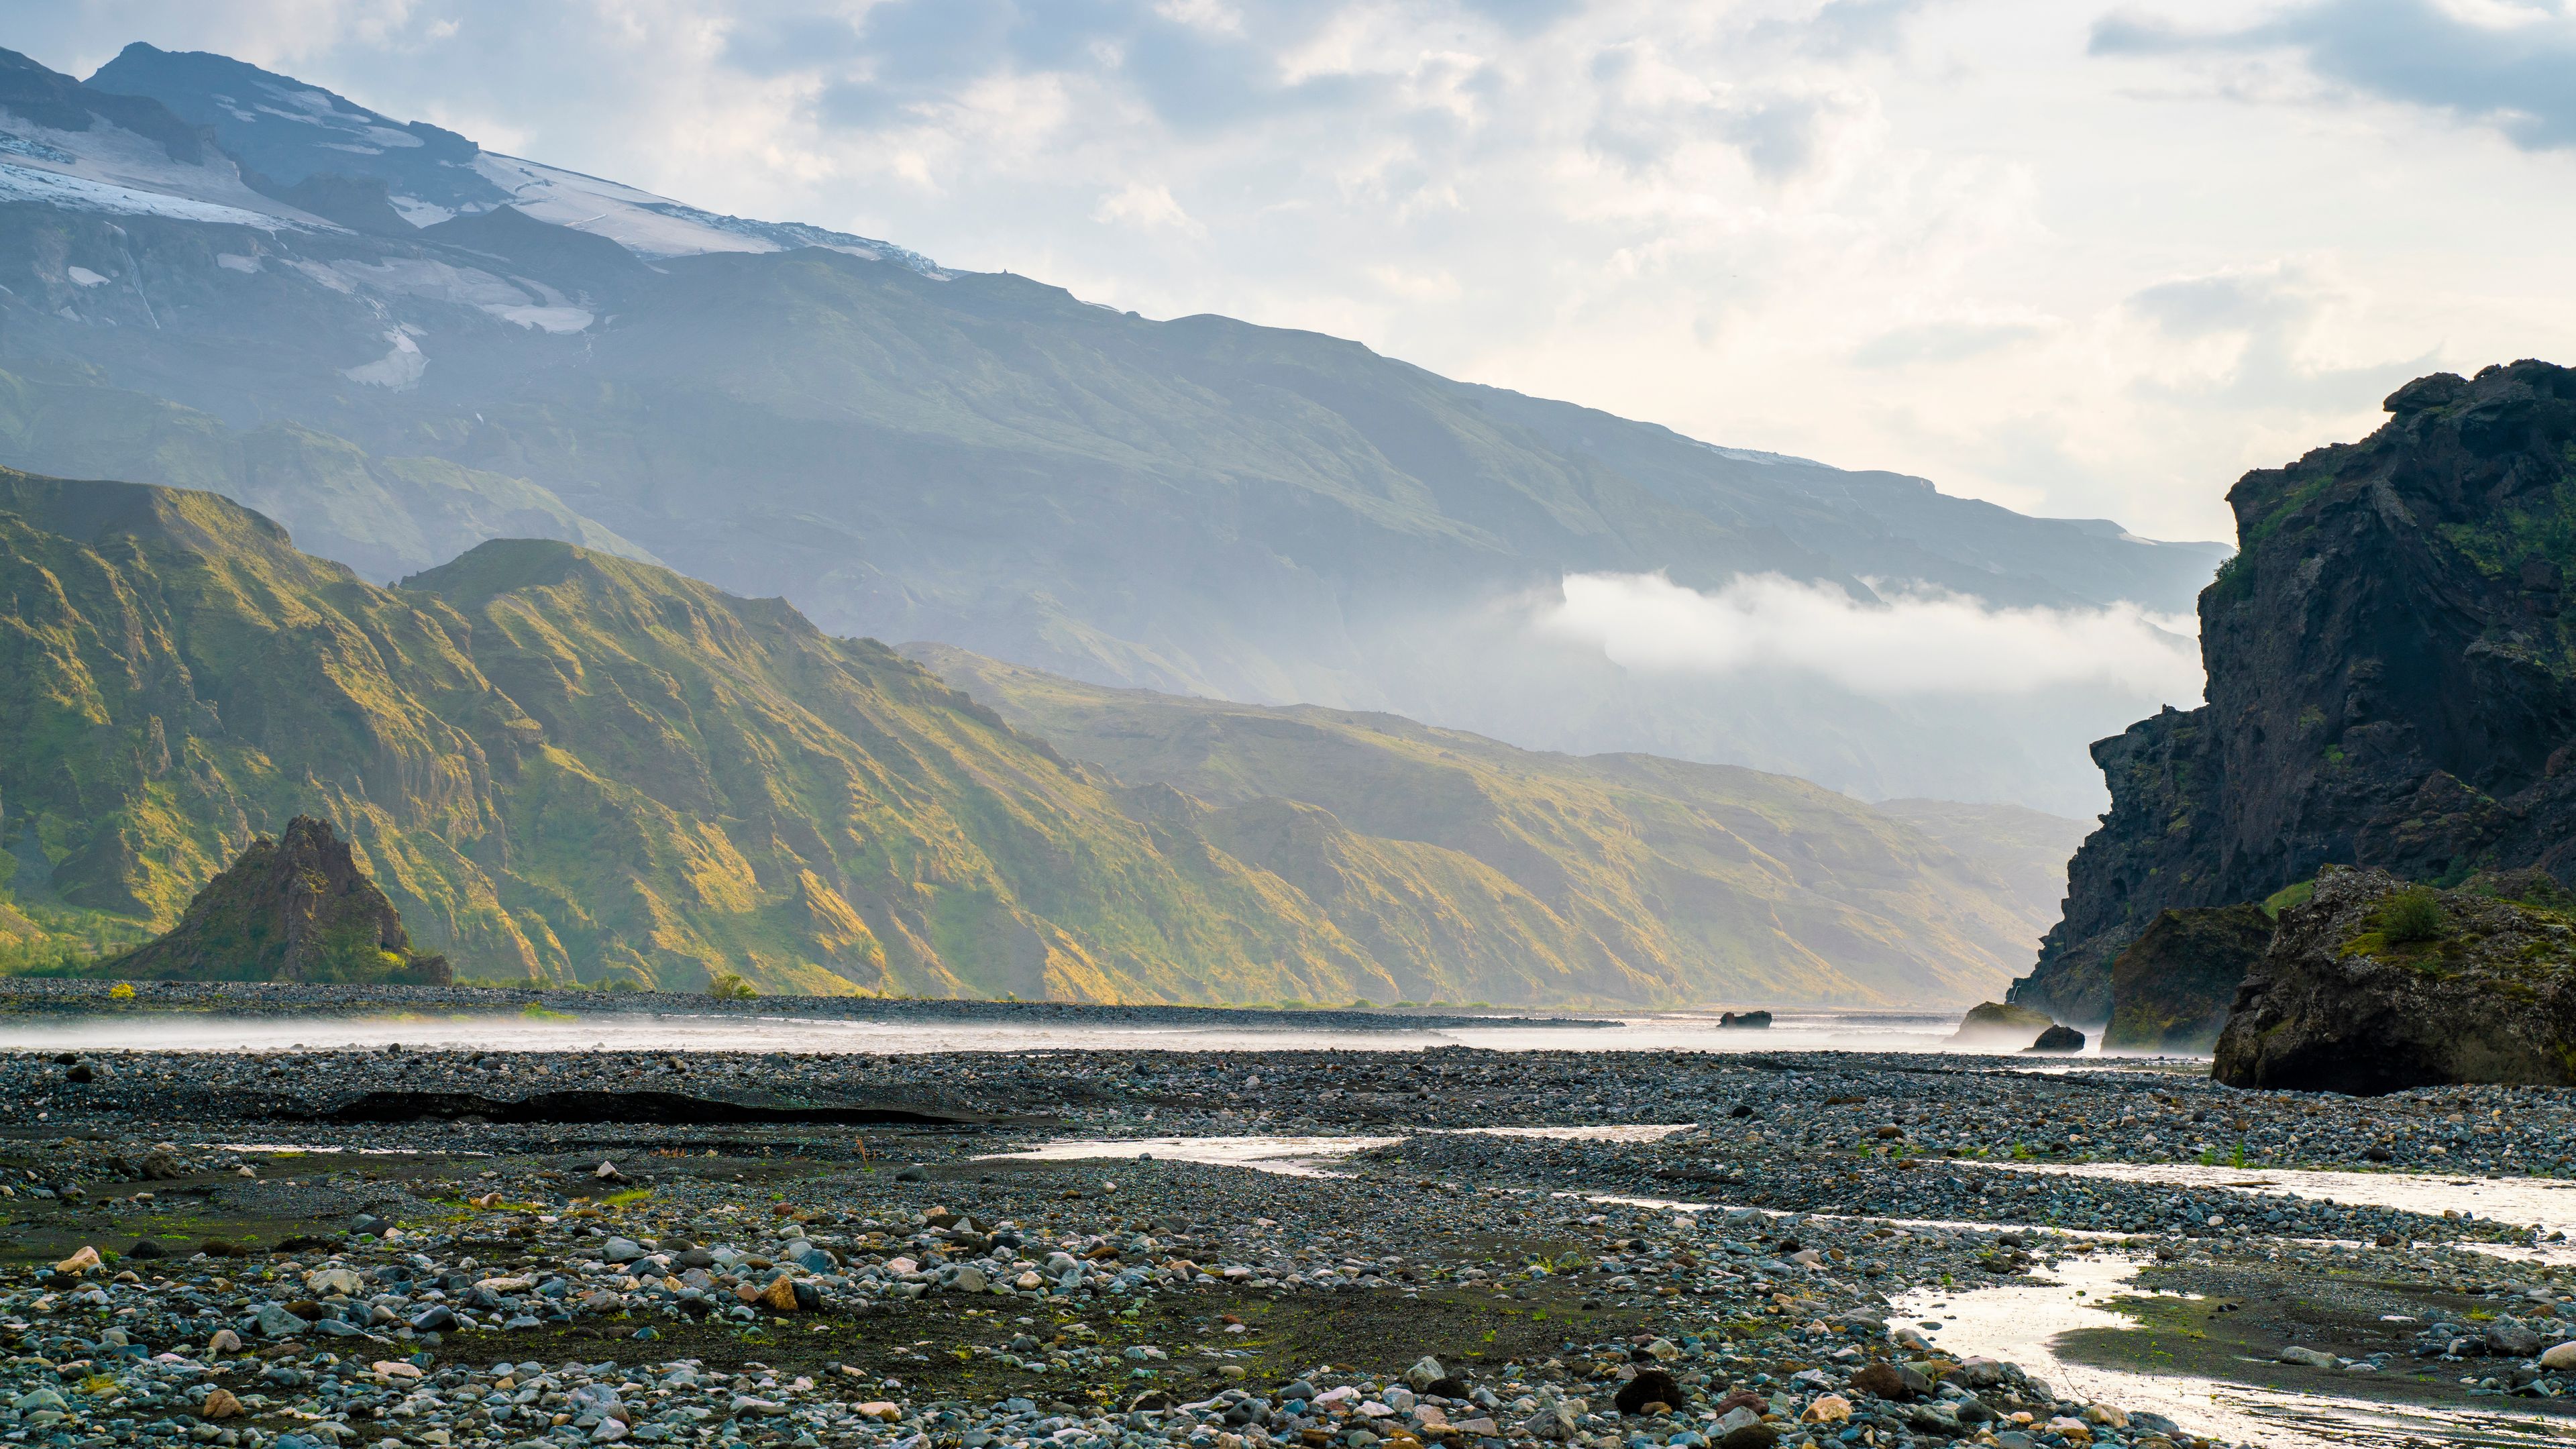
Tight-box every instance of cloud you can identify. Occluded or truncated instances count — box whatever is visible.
[1093,179,1203,232]
[1851,316,2055,368]
[2118,262,2432,413]
[2092,0,2576,149]
[1532,572,2206,700]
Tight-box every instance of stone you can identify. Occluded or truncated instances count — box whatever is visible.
[2542,1342,2576,1371]
[1717,1426,1777,1449]
[2276,1346,2338,1368]
[1614,1370,1684,1415]
[2025,1024,2086,1054]
[306,1267,364,1297]
[1846,1362,1913,1402]
[602,1236,645,1263]
[54,1244,100,1273]
[128,1238,166,1259]
[1405,1356,1445,1389]
[1519,1403,1577,1442]
[2489,1322,2545,1357]
[950,1265,987,1293]
[1953,1358,2008,1389]
[896,1164,928,1183]
[254,1303,311,1337]
[409,1305,457,1332]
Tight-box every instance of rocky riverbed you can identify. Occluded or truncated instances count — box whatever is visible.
[8,1036,2576,1449]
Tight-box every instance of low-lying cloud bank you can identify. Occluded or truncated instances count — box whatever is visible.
[1533,572,2206,702]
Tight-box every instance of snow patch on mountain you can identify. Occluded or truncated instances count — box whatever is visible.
[0,93,316,231]
[343,329,425,389]
[0,160,293,228]
[480,304,591,333]
[469,153,945,274]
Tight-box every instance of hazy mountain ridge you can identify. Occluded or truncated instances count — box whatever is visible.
[0,43,2220,810]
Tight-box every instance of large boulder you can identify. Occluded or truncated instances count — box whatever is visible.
[2102,904,2277,1053]
[1951,1000,2055,1046]
[2212,866,2576,1093]
[101,816,449,984]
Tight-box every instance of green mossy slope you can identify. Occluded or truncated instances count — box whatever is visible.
[0,468,2070,1006]
[0,470,1389,1000]
[910,645,2082,1007]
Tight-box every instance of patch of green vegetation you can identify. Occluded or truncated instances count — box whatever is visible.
[2261,879,2316,919]
[2439,476,2576,583]
[2376,888,2448,944]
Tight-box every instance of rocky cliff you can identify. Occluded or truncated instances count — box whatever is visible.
[105,816,448,983]
[2015,360,2576,1022]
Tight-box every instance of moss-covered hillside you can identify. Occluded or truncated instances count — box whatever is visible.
[0,470,1386,1000]
[0,468,2067,1006]
[908,645,2081,1007]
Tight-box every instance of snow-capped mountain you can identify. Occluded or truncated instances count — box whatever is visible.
[3,42,943,272]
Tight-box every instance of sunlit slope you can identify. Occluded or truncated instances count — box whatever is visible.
[0,470,1383,1000]
[913,645,2076,1006]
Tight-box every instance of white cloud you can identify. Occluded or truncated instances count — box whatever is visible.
[1092,180,1204,233]
[1533,572,2206,700]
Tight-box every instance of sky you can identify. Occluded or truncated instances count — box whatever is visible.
[15,0,2576,545]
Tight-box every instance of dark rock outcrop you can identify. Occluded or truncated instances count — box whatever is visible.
[2212,866,2576,1093]
[2016,360,2576,1020]
[103,816,449,985]
[1718,1010,1772,1029]
[2101,904,2278,1053]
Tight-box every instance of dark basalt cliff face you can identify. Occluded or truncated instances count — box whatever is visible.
[2015,360,2576,1022]
[107,816,449,984]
